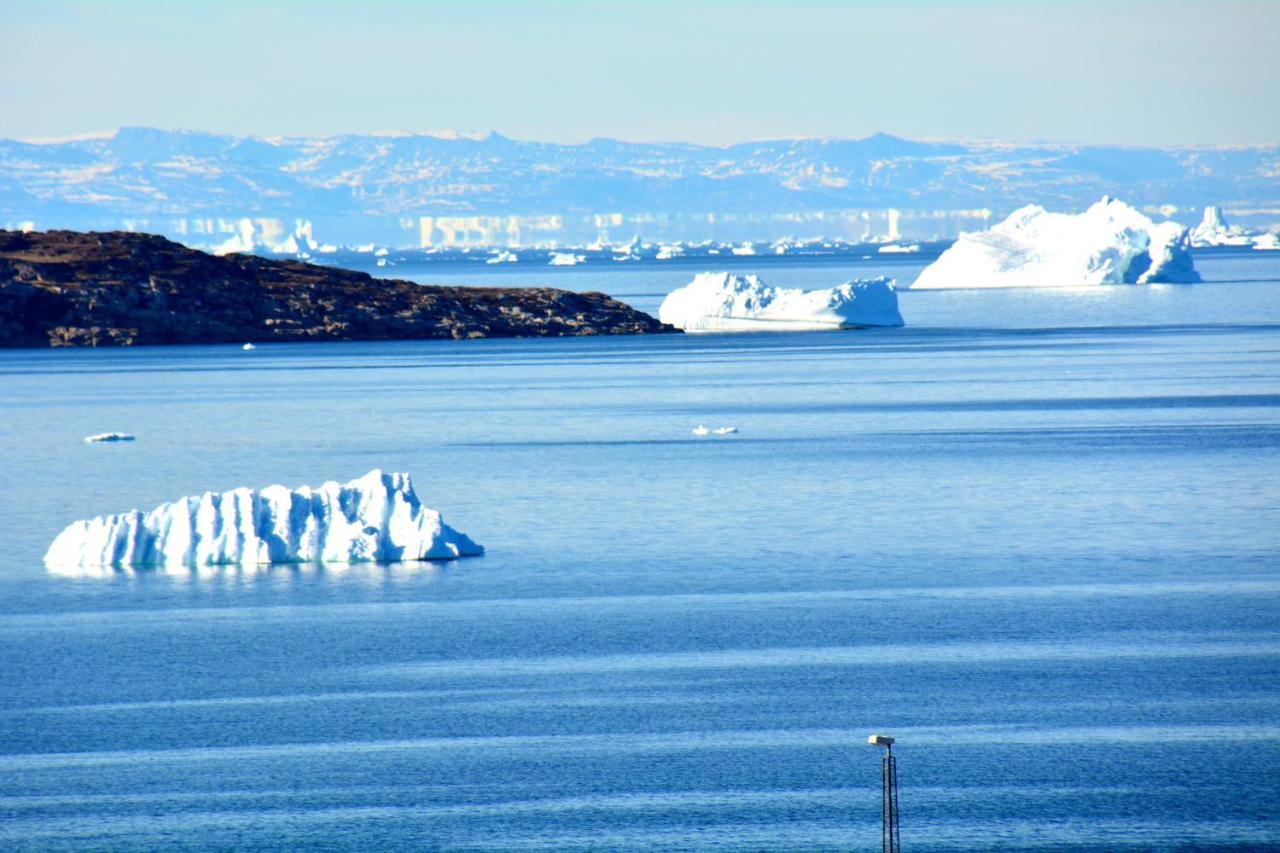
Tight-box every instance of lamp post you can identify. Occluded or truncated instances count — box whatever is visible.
[868,734,900,852]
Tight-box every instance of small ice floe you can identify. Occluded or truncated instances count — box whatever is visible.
[242,343,256,351]
[549,252,585,266]
[43,469,482,574]
[712,427,738,435]
[84,432,135,443]
[692,425,710,436]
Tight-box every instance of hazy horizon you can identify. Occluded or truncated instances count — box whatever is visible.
[7,125,1280,151]
[3,0,1278,147]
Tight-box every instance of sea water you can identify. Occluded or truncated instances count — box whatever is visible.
[0,252,1277,850]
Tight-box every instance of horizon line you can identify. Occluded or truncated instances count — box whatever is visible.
[8,127,1280,152]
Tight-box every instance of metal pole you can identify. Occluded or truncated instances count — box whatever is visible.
[868,734,900,852]
[882,750,891,852]
[887,746,900,852]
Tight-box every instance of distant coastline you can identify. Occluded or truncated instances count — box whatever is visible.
[4,128,1278,251]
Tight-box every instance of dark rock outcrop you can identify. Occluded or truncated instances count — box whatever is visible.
[0,230,676,347]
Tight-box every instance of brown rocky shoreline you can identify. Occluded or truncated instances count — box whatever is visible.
[0,230,676,348]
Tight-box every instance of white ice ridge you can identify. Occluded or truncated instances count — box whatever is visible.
[658,272,903,332]
[910,197,1200,289]
[44,469,483,573]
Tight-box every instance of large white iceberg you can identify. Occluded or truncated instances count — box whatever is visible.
[44,469,482,574]
[658,272,903,332]
[910,197,1200,289]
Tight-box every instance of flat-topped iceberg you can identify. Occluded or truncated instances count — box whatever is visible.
[44,469,482,574]
[910,197,1200,289]
[658,272,903,332]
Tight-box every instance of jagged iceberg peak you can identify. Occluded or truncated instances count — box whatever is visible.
[658,272,903,332]
[910,197,1200,289]
[1190,205,1254,247]
[1201,205,1228,231]
[44,470,483,575]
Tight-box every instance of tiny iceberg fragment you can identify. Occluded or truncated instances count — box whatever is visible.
[44,469,483,574]
[84,432,135,443]
[242,342,256,351]
[659,272,903,332]
[691,425,738,436]
[910,197,1200,289]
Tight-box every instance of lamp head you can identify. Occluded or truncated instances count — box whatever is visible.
[867,734,895,747]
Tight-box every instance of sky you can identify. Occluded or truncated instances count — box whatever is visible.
[2,0,1278,147]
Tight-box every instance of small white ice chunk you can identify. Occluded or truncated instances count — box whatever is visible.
[659,272,903,332]
[44,469,483,573]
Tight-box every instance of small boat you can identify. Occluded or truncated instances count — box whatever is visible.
[242,343,256,351]
[692,425,710,436]
[712,427,738,435]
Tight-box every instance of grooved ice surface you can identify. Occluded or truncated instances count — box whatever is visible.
[44,470,483,573]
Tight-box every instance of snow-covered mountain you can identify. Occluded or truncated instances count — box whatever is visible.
[2,128,1277,248]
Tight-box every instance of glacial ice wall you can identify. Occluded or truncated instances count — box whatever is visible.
[44,469,483,574]
[658,272,903,332]
[910,197,1200,289]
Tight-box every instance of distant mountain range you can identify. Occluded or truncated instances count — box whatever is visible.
[2,128,1277,248]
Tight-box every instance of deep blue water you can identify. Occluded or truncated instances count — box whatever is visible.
[1,253,1278,850]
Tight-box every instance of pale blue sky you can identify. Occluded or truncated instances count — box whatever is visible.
[3,0,1278,146]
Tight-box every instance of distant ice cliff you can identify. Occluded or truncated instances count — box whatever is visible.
[658,272,903,332]
[44,469,482,574]
[1189,205,1271,248]
[910,197,1200,289]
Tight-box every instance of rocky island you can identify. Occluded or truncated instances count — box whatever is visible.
[0,230,675,347]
